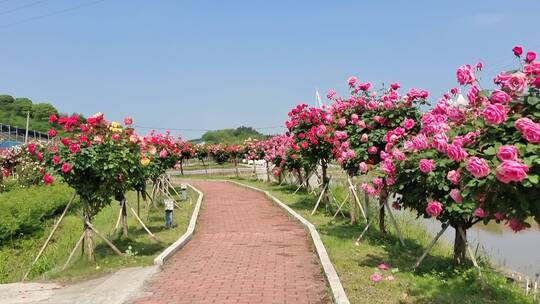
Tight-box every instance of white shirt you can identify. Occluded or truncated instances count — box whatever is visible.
[164,199,174,211]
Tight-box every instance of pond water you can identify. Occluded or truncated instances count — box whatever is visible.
[422,218,540,278]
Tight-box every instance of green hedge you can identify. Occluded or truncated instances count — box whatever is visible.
[0,184,74,244]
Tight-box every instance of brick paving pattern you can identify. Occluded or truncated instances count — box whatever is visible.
[132,181,329,304]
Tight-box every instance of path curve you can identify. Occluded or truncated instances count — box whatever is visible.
[131,181,329,304]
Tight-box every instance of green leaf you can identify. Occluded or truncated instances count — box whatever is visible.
[528,174,539,184]
[483,146,496,156]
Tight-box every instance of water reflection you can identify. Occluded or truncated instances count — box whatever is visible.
[422,217,540,278]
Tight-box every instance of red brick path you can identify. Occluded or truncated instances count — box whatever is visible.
[132,181,329,304]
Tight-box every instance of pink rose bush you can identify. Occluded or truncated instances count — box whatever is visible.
[324,77,427,224]
[374,46,540,264]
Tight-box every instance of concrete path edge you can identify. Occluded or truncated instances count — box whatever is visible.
[153,183,204,266]
[228,180,350,304]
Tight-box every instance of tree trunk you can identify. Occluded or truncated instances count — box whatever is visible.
[83,211,95,262]
[234,159,239,177]
[121,200,128,238]
[265,161,270,182]
[349,175,357,225]
[321,160,330,213]
[180,160,184,175]
[297,169,303,187]
[364,191,370,222]
[453,223,467,265]
[202,159,208,175]
[304,169,310,191]
[379,187,388,235]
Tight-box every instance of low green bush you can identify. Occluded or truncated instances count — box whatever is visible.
[0,183,74,244]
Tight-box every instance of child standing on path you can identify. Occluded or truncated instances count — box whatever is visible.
[164,198,174,228]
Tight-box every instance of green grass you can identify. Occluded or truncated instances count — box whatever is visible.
[219,177,531,304]
[181,162,238,171]
[0,185,198,283]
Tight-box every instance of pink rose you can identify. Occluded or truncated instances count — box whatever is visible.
[359,162,368,173]
[505,72,527,93]
[377,263,390,270]
[123,117,133,125]
[495,160,529,183]
[507,218,528,232]
[52,155,60,165]
[111,133,121,141]
[473,208,485,218]
[370,273,383,282]
[515,117,540,143]
[159,149,168,158]
[419,159,435,173]
[491,90,511,104]
[425,200,443,218]
[351,114,359,124]
[449,189,462,203]
[525,51,536,63]
[368,146,378,155]
[447,144,468,162]
[496,145,519,161]
[348,76,357,87]
[431,133,448,152]
[357,120,366,129]
[359,82,371,91]
[392,149,406,161]
[43,174,54,185]
[512,46,523,56]
[456,64,475,85]
[338,118,347,128]
[61,163,72,173]
[48,129,57,137]
[403,118,415,130]
[372,177,384,188]
[466,157,490,178]
[483,104,507,125]
[326,89,336,100]
[69,143,80,154]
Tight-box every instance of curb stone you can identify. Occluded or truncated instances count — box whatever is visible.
[153,183,204,266]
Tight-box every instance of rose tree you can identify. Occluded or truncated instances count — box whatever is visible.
[328,78,427,225]
[286,104,335,210]
[386,47,540,264]
[32,113,143,261]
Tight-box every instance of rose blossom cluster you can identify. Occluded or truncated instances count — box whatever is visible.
[326,77,427,179]
[383,46,539,232]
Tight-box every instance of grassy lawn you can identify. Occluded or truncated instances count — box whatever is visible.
[216,177,531,304]
[0,184,198,283]
[181,162,238,171]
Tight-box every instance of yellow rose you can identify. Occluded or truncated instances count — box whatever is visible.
[140,158,150,166]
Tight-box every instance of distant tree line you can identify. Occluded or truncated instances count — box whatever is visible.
[199,126,267,144]
[0,94,82,133]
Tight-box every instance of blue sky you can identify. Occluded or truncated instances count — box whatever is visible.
[1,0,538,139]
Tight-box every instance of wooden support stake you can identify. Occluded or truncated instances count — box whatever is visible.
[457,226,481,276]
[311,184,327,215]
[85,220,124,256]
[348,177,367,221]
[328,187,346,218]
[384,200,405,246]
[331,192,350,221]
[62,232,85,270]
[355,203,385,245]
[22,193,76,281]
[414,223,449,269]
[112,202,123,234]
[126,201,159,242]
